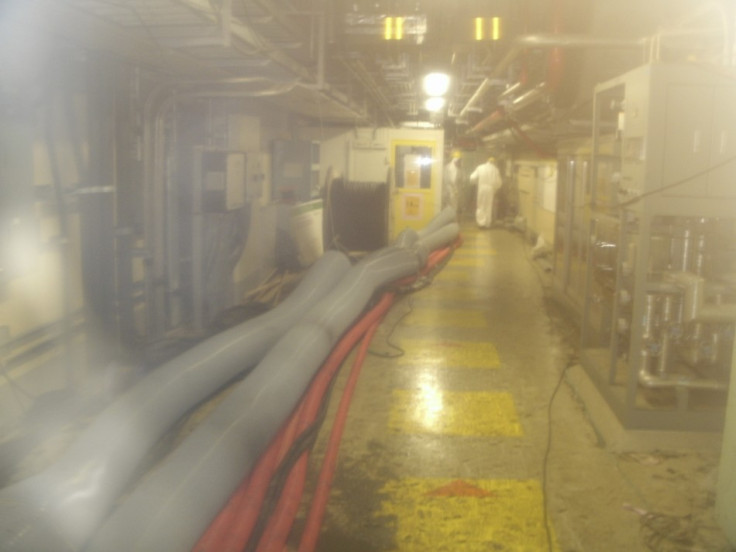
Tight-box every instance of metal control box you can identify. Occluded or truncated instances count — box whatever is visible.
[581,64,736,432]
[195,149,248,212]
[594,63,736,211]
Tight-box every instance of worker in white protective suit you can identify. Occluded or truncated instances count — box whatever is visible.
[442,151,463,215]
[470,156,502,228]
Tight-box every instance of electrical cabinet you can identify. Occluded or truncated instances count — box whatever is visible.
[553,139,592,310]
[580,64,736,431]
[599,64,736,204]
[194,150,249,212]
[272,140,320,202]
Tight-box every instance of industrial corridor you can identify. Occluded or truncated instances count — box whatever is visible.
[4,2,736,551]
[298,223,730,552]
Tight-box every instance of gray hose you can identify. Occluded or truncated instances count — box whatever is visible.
[0,251,351,552]
[419,223,460,253]
[416,206,457,238]
[86,222,458,552]
[394,227,419,248]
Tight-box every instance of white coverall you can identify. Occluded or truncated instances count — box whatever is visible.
[442,159,460,211]
[470,161,502,228]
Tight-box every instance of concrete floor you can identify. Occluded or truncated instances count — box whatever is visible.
[295,224,733,552]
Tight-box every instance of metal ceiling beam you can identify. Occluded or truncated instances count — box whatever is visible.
[245,0,304,40]
[177,0,313,80]
[46,2,233,79]
[176,0,366,120]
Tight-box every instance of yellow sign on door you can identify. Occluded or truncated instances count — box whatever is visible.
[403,194,422,219]
[391,139,439,238]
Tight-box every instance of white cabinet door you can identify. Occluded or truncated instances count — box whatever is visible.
[661,85,713,197]
[708,86,736,198]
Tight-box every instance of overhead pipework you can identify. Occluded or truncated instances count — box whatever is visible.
[459,1,735,146]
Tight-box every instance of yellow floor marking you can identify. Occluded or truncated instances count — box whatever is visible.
[389,390,522,436]
[402,308,486,328]
[455,247,497,256]
[377,478,558,551]
[447,258,485,267]
[434,270,469,282]
[419,287,485,301]
[399,339,500,369]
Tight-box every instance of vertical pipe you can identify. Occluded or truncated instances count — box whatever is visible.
[695,231,707,276]
[657,295,674,376]
[45,91,74,388]
[166,99,181,328]
[641,293,656,374]
[681,227,692,272]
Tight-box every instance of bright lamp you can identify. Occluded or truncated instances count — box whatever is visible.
[422,72,450,96]
[424,97,446,112]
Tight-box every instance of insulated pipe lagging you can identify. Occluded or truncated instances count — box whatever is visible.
[418,223,460,253]
[416,206,456,238]
[394,227,419,248]
[0,251,351,552]
[87,223,459,552]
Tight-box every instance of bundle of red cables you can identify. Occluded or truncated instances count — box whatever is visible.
[193,242,458,552]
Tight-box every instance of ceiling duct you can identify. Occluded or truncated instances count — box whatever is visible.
[458,33,646,121]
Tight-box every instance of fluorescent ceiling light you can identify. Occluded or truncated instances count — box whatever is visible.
[400,121,436,129]
[492,17,501,40]
[424,97,446,112]
[423,73,450,96]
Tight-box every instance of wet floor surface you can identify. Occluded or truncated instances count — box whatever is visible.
[295,224,731,552]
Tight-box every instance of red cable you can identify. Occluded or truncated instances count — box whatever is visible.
[192,400,303,551]
[296,244,457,552]
[194,239,459,551]
[192,294,395,551]
[255,293,396,551]
[297,316,384,552]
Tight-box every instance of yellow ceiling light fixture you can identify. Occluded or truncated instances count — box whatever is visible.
[422,72,450,97]
[424,97,446,112]
[474,17,484,41]
[474,17,501,41]
[384,16,404,40]
[491,17,501,41]
[384,16,393,40]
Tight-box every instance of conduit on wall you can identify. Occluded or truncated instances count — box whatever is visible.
[86,208,459,552]
[0,251,352,551]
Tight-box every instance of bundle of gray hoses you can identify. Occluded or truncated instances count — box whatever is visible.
[0,207,459,551]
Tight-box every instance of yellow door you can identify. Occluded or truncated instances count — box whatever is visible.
[390,139,440,239]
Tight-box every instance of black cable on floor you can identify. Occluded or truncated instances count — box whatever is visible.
[369,242,457,359]
[513,229,574,551]
[368,297,413,359]
[542,362,572,552]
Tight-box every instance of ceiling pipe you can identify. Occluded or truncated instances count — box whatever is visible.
[175,0,366,120]
[458,33,646,121]
[649,1,732,65]
[468,82,549,136]
[496,81,523,103]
